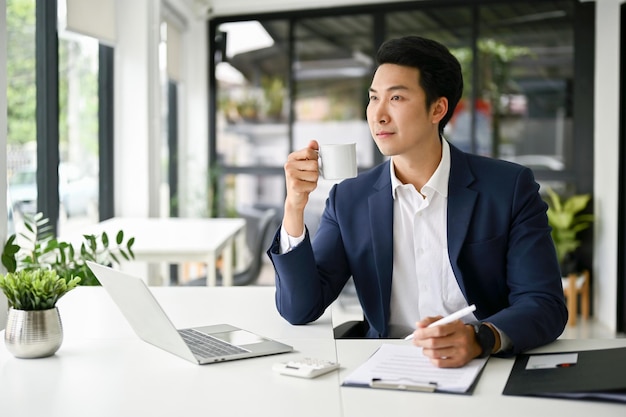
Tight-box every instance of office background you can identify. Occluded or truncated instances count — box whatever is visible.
[0,0,624,335]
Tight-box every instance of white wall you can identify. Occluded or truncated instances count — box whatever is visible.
[178,6,209,218]
[115,0,160,218]
[115,0,208,220]
[593,0,621,333]
[0,0,8,329]
[113,0,207,282]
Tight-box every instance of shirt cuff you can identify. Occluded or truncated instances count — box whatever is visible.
[491,324,512,353]
[279,226,306,254]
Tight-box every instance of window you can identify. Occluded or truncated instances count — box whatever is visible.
[477,2,575,196]
[6,0,37,235]
[293,14,375,225]
[214,20,289,216]
[210,1,581,220]
[57,31,100,234]
[7,1,104,237]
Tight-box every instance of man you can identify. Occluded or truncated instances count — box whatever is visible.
[267,36,567,368]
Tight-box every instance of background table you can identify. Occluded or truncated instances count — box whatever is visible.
[65,217,246,286]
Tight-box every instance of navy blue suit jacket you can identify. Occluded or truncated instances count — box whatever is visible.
[268,143,567,354]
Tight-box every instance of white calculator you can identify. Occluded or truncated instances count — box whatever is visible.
[273,357,340,379]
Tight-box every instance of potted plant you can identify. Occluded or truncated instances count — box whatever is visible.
[545,187,594,275]
[0,269,80,358]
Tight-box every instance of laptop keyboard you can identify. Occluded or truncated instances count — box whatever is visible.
[179,328,249,358]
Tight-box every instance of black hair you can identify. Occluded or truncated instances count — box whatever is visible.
[375,36,463,134]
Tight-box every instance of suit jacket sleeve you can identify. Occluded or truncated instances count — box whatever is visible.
[447,151,568,355]
[266,192,354,326]
[266,164,391,330]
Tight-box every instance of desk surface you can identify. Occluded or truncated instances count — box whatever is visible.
[1,287,624,417]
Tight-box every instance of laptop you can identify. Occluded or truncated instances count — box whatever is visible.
[87,262,293,365]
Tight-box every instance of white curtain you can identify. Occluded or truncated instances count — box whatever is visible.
[65,0,116,45]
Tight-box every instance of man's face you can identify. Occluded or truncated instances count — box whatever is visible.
[366,63,442,157]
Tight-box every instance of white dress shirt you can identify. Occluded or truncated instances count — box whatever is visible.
[387,140,475,337]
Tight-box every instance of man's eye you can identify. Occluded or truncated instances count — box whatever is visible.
[391,95,401,101]
[368,96,378,101]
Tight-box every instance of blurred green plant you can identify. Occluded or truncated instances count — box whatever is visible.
[1,213,135,286]
[545,188,594,266]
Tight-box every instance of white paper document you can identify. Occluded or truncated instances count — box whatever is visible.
[342,343,489,394]
[525,353,578,370]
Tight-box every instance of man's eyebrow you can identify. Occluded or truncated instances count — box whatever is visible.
[368,85,411,93]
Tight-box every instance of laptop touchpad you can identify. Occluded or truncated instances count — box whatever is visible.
[211,329,267,346]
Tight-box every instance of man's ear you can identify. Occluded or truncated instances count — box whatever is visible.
[431,97,448,125]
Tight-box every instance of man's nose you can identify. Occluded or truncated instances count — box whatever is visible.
[373,103,389,124]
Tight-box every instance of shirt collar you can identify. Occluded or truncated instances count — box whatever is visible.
[390,138,451,199]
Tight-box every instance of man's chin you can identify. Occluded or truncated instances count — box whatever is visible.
[373,141,395,157]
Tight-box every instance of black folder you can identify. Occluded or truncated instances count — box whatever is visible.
[503,346,626,403]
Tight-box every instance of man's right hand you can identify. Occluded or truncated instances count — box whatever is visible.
[283,140,320,237]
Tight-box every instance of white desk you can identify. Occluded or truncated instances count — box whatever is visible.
[66,217,246,286]
[0,287,340,417]
[1,287,624,417]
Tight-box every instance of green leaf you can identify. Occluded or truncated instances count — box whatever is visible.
[110,253,120,264]
[116,230,124,245]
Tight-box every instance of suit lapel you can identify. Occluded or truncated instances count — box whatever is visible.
[368,162,394,331]
[447,144,478,298]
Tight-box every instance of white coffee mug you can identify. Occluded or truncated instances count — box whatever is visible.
[318,143,357,180]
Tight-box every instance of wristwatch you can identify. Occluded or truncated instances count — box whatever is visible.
[472,322,496,358]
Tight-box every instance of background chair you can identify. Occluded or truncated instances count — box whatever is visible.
[333,319,369,339]
[185,206,278,286]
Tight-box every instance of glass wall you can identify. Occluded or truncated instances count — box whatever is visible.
[293,14,375,229]
[215,20,290,216]
[56,30,100,235]
[211,1,579,222]
[477,1,574,196]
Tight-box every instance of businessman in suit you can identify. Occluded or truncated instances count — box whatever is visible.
[267,36,567,368]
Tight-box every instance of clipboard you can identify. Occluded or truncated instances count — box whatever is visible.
[341,343,489,394]
[502,346,626,403]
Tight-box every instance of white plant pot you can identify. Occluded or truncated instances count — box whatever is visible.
[4,307,63,358]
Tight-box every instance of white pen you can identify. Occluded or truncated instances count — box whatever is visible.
[403,304,477,340]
